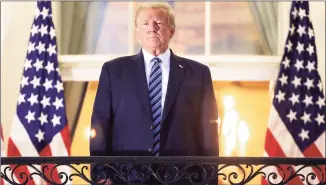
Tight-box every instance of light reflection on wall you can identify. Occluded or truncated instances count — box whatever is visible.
[221,95,249,156]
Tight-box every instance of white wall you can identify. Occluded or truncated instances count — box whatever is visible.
[1,3,12,54]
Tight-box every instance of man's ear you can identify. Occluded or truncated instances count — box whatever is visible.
[136,28,142,45]
[169,28,175,39]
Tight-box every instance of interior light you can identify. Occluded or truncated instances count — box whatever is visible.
[223,95,234,110]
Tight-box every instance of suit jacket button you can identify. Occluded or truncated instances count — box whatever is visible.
[150,125,153,130]
[148,148,152,152]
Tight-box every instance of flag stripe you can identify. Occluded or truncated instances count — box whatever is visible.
[7,138,36,185]
[40,146,61,185]
[59,126,71,156]
[7,116,42,185]
[303,142,323,158]
[302,140,325,182]
[7,117,69,184]
[8,115,39,156]
[268,107,304,158]
[260,163,286,185]
[49,128,71,183]
[268,107,322,183]
[1,125,7,185]
[312,132,325,157]
[262,151,285,185]
[265,129,304,185]
[261,178,269,185]
[1,124,19,185]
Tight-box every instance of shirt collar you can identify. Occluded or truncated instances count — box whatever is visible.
[142,48,171,66]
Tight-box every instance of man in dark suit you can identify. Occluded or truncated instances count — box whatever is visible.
[90,2,219,184]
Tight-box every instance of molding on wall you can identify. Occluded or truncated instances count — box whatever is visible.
[58,54,282,81]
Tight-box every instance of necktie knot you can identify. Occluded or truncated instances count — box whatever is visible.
[151,57,161,65]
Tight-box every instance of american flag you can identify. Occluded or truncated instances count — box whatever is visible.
[6,1,71,185]
[1,124,6,185]
[262,1,325,185]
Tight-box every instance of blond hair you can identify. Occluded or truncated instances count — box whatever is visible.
[135,2,175,28]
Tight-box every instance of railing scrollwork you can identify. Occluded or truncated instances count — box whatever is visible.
[1,157,325,185]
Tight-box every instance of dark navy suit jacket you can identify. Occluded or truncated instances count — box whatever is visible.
[90,49,219,184]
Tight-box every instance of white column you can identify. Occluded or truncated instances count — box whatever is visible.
[128,2,135,54]
[310,2,326,93]
[51,2,62,54]
[0,2,36,145]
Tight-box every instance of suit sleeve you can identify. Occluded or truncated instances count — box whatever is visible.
[199,66,219,156]
[89,62,113,181]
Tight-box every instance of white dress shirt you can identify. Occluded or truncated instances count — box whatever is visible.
[142,48,170,111]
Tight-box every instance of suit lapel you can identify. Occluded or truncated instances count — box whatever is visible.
[162,50,186,122]
[129,49,186,123]
[129,51,152,116]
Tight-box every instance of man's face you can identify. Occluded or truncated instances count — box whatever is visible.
[136,8,175,51]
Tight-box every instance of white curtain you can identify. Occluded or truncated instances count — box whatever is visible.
[60,2,107,138]
[248,2,278,94]
[248,2,278,55]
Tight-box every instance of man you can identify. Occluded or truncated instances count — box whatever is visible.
[90,2,219,184]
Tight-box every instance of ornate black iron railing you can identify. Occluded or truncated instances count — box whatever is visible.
[1,156,325,185]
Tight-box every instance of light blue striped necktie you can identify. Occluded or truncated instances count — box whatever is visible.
[148,57,162,156]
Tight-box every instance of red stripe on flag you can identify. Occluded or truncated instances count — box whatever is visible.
[261,176,270,185]
[39,145,61,185]
[303,143,324,182]
[7,138,35,185]
[265,129,304,185]
[60,126,71,156]
[303,143,323,158]
[1,124,5,185]
[0,125,3,140]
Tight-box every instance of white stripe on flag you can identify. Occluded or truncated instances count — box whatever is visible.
[268,106,303,157]
[10,115,42,185]
[0,129,15,185]
[268,106,319,185]
[314,132,325,157]
[49,132,71,183]
[262,151,286,185]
